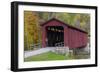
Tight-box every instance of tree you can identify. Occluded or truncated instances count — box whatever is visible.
[24,11,39,50]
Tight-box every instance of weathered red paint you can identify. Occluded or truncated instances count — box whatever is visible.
[41,18,88,48]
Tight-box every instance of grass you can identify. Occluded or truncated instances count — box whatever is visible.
[24,51,74,62]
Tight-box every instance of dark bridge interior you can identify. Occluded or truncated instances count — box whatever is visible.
[46,26,64,47]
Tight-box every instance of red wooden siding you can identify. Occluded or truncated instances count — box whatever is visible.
[67,27,87,48]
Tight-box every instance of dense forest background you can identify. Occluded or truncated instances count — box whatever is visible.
[24,11,90,51]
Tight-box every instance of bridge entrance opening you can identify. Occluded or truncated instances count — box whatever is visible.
[46,26,64,47]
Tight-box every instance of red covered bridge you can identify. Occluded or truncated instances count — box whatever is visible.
[41,18,88,49]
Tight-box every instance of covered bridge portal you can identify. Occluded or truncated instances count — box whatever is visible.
[41,18,88,49]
